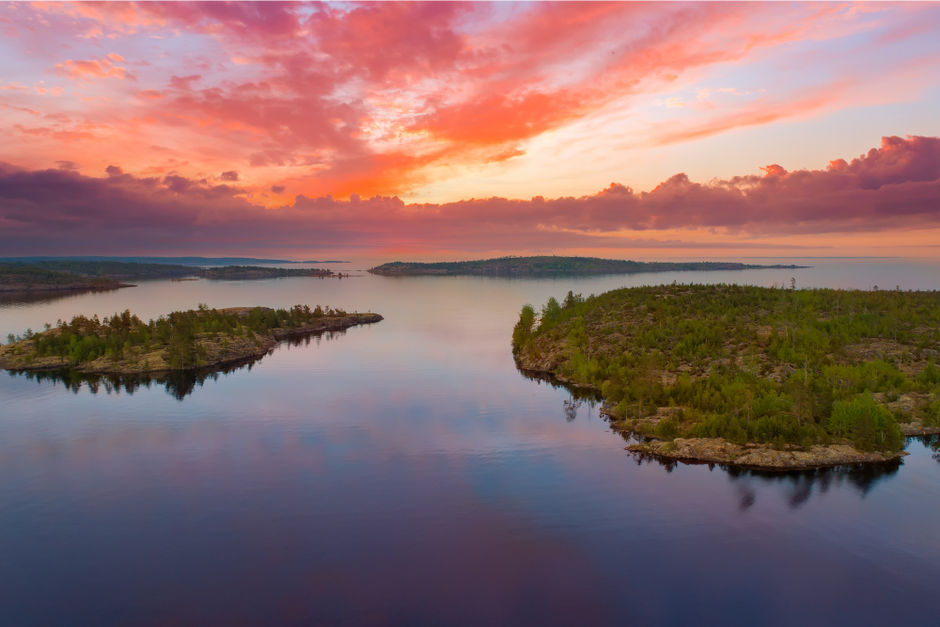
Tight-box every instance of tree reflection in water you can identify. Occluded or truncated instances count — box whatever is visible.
[8,328,347,400]
[519,366,908,508]
[915,434,940,462]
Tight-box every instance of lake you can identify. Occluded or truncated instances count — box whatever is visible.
[2,258,939,625]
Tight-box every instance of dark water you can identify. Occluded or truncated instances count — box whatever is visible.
[2,259,939,626]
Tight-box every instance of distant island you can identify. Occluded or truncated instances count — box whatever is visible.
[0,262,130,293]
[199,266,346,280]
[1,305,382,375]
[369,256,806,277]
[0,255,298,266]
[512,284,940,470]
[0,261,351,296]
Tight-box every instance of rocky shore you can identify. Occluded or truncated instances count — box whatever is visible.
[623,436,906,471]
[518,363,925,471]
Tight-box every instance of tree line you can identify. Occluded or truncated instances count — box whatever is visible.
[9,304,348,370]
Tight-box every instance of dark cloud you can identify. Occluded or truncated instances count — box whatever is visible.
[0,136,937,255]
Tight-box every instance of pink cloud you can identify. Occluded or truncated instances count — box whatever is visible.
[2,2,938,205]
[53,54,135,81]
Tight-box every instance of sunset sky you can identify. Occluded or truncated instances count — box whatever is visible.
[1,1,939,259]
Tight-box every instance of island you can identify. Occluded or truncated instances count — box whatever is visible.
[199,266,346,280]
[0,262,130,293]
[1,304,382,375]
[512,284,940,470]
[368,256,806,277]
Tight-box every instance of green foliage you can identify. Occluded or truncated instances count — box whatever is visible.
[918,361,940,387]
[512,305,536,350]
[926,395,940,428]
[515,284,940,451]
[823,361,907,399]
[17,304,347,370]
[562,290,584,309]
[540,297,562,328]
[827,395,903,451]
[653,416,681,440]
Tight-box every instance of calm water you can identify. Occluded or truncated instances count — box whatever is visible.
[2,258,939,626]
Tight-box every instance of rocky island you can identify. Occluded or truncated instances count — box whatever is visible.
[512,284,940,470]
[1,304,382,375]
[369,256,806,277]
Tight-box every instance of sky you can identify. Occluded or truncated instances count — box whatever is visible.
[1,1,939,260]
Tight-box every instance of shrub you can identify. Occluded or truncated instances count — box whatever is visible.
[654,416,680,440]
[826,394,902,451]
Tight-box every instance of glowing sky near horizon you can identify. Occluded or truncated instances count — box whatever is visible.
[1,1,939,258]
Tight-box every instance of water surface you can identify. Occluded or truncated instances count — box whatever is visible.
[2,258,939,625]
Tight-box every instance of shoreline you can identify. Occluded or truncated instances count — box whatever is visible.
[621,435,907,471]
[520,363,926,471]
[369,256,808,277]
[0,282,134,294]
[511,285,940,472]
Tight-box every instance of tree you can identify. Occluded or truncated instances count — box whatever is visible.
[827,394,901,451]
[539,297,562,329]
[562,290,583,309]
[512,305,536,350]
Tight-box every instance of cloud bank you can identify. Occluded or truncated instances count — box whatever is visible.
[1,136,937,256]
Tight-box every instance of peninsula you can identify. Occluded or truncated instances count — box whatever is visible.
[512,284,940,470]
[0,260,349,296]
[0,262,129,293]
[0,255,298,266]
[1,305,382,375]
[368,256,805,277]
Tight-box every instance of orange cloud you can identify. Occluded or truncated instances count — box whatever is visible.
[53,54,135,81]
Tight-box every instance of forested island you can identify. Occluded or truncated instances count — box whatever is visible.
[0,305,382,374]
[512,284,940,470]
[199,266,342,280]
[369,256,805,277]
